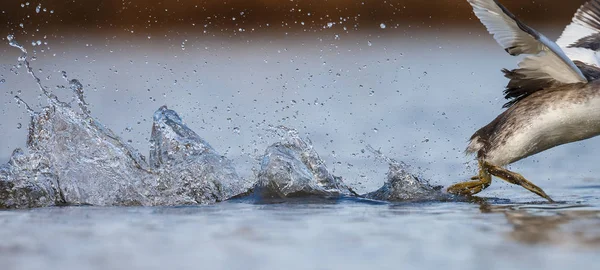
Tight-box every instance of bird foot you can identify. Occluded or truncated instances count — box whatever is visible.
[447,168,492,196]
[448,160,555,202]
[483,162,555,203]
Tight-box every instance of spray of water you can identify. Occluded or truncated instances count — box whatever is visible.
[7,35,61,105]
[0,36,450,208]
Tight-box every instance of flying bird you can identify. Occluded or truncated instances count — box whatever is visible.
[447,0,600,202]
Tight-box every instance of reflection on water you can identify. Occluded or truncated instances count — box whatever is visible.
[480,203,600,247]
[1,199,598,270]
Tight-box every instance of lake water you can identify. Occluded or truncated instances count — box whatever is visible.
[1,28,599,269]
[0,196,598,270]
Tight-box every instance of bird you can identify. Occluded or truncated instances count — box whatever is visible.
[447,0,600,202]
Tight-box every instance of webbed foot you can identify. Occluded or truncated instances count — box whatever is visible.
[448,160,554,202]
[447,162,492,196]
[483,161,554,203]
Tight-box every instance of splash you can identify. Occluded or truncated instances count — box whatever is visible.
[253,126,356,198]
[149,106,252,203]
[1,36,253,207]
[1,98,255,207]
[0,148,61,208]
[0,100,450,207]
[1,35,455,208]
[7,35,61,105]
[363,146,448,201]
[69,79,90,116]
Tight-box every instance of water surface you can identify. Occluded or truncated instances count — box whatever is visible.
[1,193,598,270]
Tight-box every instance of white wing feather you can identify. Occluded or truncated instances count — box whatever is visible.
[557,23,598,48]
[556,0,600,67]
[468,0,587,84]
[557,0,600,47]
[563,47,600,67]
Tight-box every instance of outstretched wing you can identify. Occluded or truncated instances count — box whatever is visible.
[467,0,588,107]
[557,0,600,49]
[556,0,600,67]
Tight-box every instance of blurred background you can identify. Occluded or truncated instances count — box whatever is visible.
[0,0,589,32]
[0,0,596,194]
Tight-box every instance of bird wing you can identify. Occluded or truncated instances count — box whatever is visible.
[467,0,588,107]
[556,0,600,67]
[557,0,600,49]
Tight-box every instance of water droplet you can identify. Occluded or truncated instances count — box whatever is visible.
[69,79,83,91]
[0,79,5,84]
[380,23,386,29]
[373,128,378,133]
[233,127,241,134]
[16,123,22,129]
[367,41,372,46]
[35,4,41,13]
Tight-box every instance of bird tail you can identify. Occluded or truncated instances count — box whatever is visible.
[465,135,485,157]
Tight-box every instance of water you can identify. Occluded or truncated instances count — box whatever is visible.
[0,200,598,270]
[0,80,435,206]
[254,126,357,198]
[1,29,600,269]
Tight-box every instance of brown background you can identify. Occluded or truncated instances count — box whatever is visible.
[0,0,590,33]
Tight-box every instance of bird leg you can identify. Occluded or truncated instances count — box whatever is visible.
[447,160,492,196]
[483,161,554,203]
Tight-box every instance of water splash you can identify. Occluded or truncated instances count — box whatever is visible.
[14,95,34,115]
[1,100,452,207]
[1,36,461,208]
[363,146,448,201]
[69,79,90,116]
[149,106,252,203]
[7,35,57,103]
[0,148,61,208]
[1,47,255,208]
[0,97,259,207]
[253,126,356,198]
[25,103,153,206]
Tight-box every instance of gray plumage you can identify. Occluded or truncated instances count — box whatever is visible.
[468,81,600,165]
